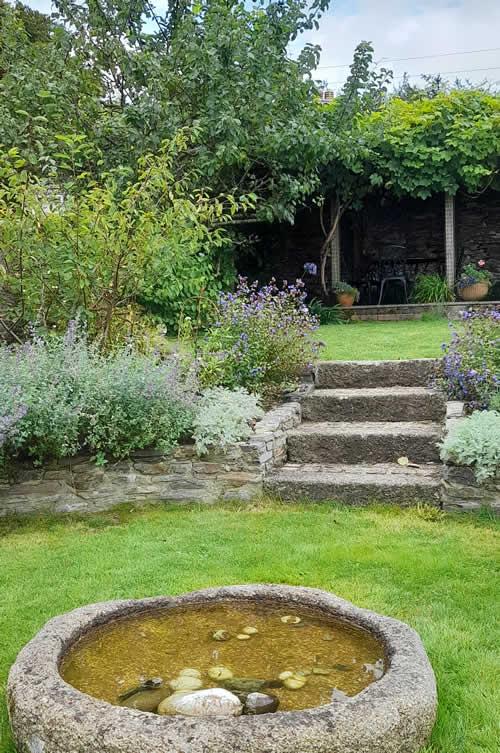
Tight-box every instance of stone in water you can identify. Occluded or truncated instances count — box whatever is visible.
[312,667,331,675]
[283,673,307,690]
[242,626,258,635]
[244,692,279,715]
[179,668,201,678]
[169,675,203,691]
[212,630,231,642]
[208,666,233,681]
[118,677,163,701]
[280,615,301,624]
[157,688,243,717]
[236,633,251,640]
[120,687,170,713]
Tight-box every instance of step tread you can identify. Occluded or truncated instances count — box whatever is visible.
[318,359,438,366]
[309,387,439,398]
[269,462,442,486]
[289,421,443,437]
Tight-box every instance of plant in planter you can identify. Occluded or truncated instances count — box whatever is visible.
[333,282,360,307]
[411,274,455,303]
[456,261,493,301]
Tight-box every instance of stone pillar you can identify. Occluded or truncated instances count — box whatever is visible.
[330,222,341,285]
[444,193,456,288]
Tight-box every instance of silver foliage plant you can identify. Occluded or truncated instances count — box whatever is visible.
[440,410,500,483]
[193,387,264,455]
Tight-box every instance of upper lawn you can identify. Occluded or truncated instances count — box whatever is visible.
[318,318,451,361]
[0,503,498,753]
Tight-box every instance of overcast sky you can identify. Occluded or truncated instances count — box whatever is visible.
[25,0,500,90]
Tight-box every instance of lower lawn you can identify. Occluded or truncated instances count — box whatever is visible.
[0,503,498,753]
[319,318,451,361]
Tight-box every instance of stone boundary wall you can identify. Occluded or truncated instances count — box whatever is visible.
[0,403,301,516]
[441,401,499,512]
[345,301,499,322]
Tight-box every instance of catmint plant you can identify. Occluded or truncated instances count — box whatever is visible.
[438,309,500,411]
[198,277,319,397]
[0,323,198,469]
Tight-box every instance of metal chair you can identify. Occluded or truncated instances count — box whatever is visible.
[377,245,408,305]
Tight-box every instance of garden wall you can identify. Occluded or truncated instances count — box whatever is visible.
[441,402,500,512]
[0,403,301,516]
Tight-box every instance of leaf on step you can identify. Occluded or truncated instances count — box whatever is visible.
[397,456,421,469]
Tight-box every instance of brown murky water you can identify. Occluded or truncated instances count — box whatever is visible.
[61,601,385,713]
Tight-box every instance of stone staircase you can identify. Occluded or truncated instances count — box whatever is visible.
[265,359,446,505]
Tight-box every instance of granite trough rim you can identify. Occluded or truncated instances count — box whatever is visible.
[8,584,438,753]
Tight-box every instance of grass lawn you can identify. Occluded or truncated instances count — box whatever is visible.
[0,503,498,753]
[319,318,451,361]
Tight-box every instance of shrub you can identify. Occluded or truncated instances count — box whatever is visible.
[411,274,454,303]
[0,324,197,468]
[197,278,319,397]
[308,298,347,325]
[440,410,500,483]
[438,309,500,410]
[192,387,264,455]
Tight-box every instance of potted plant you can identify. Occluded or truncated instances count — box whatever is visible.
[456,261,492,301]
[333,282,360,307]
[411,273,455,303]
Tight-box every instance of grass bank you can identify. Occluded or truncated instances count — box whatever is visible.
[318,318,451,361]
[0,502,498,752]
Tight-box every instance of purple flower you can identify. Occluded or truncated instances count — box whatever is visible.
[303,262,318,276]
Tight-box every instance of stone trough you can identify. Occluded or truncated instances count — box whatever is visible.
[8,585,437,753]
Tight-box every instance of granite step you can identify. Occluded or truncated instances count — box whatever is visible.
[287,421,443,464]
[316,359,438,389]
[301,387,446,423]
[265,462,442,505]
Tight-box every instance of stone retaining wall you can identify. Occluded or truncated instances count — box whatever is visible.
[441,401,500,512]
[0,402,301,516]
[344,301,499,322]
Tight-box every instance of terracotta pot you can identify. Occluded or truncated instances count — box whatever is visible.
[336,293,356,307]
[459,282,490,301]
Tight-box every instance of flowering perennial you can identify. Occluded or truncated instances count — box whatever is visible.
[198,277,319,396]
[0,324,197,469]
[439,309,500,411]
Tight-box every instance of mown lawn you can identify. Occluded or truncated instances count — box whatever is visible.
[319,318,451,361]
[0,503,498,753]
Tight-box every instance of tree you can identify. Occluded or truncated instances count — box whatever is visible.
[0,1,102,173]
[315,41,393,292]
[0,131,253,344]
[49,0,331,221]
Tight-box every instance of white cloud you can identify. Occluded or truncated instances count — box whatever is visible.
[295,0,500,90]
[19,0,500,90]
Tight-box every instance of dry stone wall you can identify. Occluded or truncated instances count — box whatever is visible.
[0,402,301,516]
[441,401,500,512]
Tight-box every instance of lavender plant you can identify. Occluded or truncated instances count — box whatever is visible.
[198,278,319,397]
[438,309,500,410]
[0,323,198,468]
